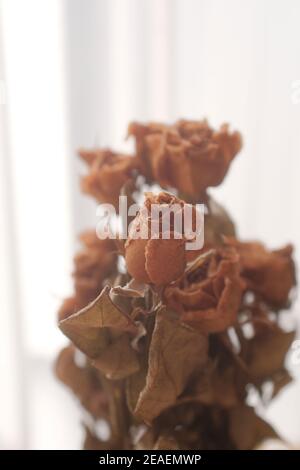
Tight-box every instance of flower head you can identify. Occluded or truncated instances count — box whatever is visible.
[125,192,202,285]
[73,230,117,303]
[164,247,243,333]
[128,120,242,199]
[79,148,139,207]
[58,230,117,321]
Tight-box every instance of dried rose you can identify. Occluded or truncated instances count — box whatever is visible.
[125,192,201,285]
[79,148,139,207]
[73,230,117,304]
[56,118,298,452]
[164,247,243,333]
[128,119,242,199]
[226,238,296,308]
[57,230,117,321]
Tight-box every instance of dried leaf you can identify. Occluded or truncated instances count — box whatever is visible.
[205,196,236,245]
[92,334,140,380]
[59,286,136,358]
[228,405,278,449]
[126,367,148,416]
[201,365,242,408]
[135,307,208,423]
[244,328,295,379]
[100,377,131,448]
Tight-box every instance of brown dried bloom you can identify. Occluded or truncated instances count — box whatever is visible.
[164,247,244,333]
[73,230,117,304]
[128,119,242,199]
[79,148,139,207]
[58,230,117,321]
[226,238,296,308]
[56,118,297,451]
[125,192,201,285]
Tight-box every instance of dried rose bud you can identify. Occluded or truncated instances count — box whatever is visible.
[225,238,296,308]
[164,247,243,333]
[79,148,138,207]
[128,119,242,199]
[125,192,201,285]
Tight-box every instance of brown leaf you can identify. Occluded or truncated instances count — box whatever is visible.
[205,196,236,245]
[126,365,148,416]
[228,405,278,449]
[174,358,243,409]
[59,285,136,358]
[134,307,208,423]
[244,328,295,379]
[92,334,140,380]
[126,317,154,414]
[100,376,131,448]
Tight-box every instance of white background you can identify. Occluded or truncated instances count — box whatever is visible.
[0,0,299,449]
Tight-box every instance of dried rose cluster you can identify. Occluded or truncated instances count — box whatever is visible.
[56,119,297,450]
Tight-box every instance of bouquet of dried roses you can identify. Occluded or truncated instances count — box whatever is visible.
[56,119,296,450]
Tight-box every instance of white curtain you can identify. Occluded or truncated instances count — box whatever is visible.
[0,0,299,449]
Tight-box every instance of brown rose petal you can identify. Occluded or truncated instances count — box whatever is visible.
[181,277,242,333]
[80,150,138,207]
[145,237,186,285]
[125,238,150,284]
[165,285,217,310]
[129,120,242,198]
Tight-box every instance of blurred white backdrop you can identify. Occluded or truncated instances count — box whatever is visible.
[0,0,299,449]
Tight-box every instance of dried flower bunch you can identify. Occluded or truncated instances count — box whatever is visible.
[56,119,297,450]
